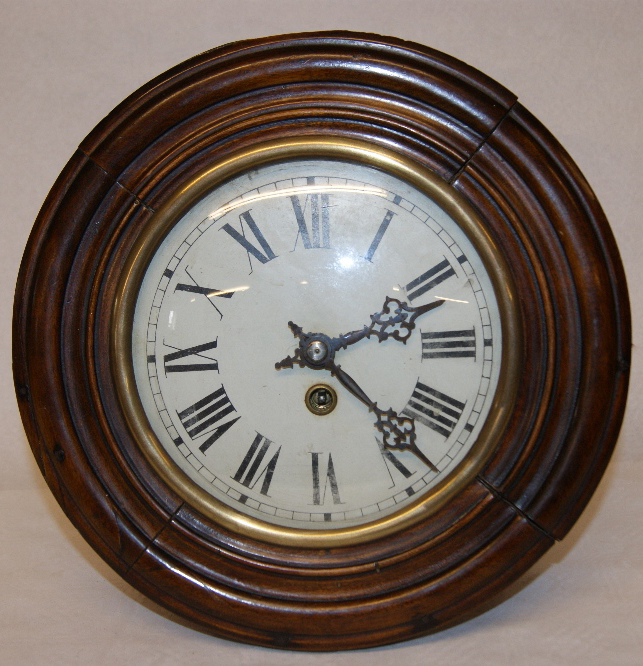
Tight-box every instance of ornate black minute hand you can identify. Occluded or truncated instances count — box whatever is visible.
[275,331,438,470]
[274,296,445,470]
[329,362,438,472]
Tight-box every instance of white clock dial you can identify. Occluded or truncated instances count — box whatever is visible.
[132,158,502,530]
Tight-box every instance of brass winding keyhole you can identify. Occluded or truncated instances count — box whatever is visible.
[305,384,337,415]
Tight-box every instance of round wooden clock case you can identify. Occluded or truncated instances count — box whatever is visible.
[13,32,630,650]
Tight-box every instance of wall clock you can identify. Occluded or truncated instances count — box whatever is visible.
[13,32,630,650]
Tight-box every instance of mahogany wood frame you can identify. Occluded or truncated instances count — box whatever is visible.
[13,32,630,650]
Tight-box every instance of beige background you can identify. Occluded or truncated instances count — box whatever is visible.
[2,1,641,664]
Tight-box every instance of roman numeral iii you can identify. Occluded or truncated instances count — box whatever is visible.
[177,386,240,453]
[402,381,465,439]
[422,328,476,359]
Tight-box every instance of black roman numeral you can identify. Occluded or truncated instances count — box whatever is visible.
[406,258,456,301]
[175,267,234,319]
[232,433,281,497]
[163,339,219,374]
[402,381,465,439]
[364,209,395,262]
[221,210,277,270]
[177,386,240,453]
[377,438,415,488]
[290,189,331,249]
[174,284,233,298]
[311,452,342,507]
[422,328,476,360]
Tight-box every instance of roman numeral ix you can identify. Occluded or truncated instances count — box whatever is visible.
[163,339,219,374]
[402,381,465,439]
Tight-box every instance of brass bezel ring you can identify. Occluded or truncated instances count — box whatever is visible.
[112,136,521,548]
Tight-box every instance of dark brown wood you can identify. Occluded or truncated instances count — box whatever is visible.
[13,32,630,650]
[454,103,631,538]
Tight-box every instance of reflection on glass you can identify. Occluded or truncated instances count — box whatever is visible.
[338,256,356,270]
[207,184,387,221]
[434,296,469,304]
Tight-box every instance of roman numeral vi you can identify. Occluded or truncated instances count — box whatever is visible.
[311,453,342,506]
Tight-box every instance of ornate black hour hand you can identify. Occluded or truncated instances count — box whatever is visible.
[369,296,445,344]
[274,297,444,470]
[275,296,446,369]
[329,362,438,472]
[330,296,445,351]
[274,325,437,469]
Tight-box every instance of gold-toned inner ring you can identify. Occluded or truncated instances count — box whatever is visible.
[112,137,521,548]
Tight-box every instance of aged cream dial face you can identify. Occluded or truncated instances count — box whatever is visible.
[132,158,502,530]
